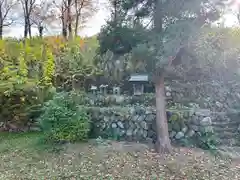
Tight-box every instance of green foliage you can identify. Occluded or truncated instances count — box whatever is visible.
[54,39,102,91]
[98,22,146,55]
[193,132,219,151]
[129,93,155,105]
[167,107,185,124]
[0,82,55,129]
[42,47,55,85]
[98,0,225,76]
[0,36,99,129]
[0,38,57,129]
[177,132,219,153]
[169,114,179,121]
[189,27,240,80]
[39,91,90,144]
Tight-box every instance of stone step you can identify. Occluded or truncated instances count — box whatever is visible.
[217,131,239,138]
[218,138,238,146]
[211,116,239,122]
[213,126,238,133]
[212,121,239,128]
[217,146,240,158]
[218,146,240,152]
[219,139,238,147]
[211,118,230,123]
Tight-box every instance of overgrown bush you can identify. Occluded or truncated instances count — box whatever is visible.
[0,45,53,131]
[39,91,90,144]
[129,93,155,105]
[0,84,54,130]
[0,36,99,131]
[177,132,219,152]
[192,132,219,150]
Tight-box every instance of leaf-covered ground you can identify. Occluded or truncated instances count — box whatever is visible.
[0,133,239,180]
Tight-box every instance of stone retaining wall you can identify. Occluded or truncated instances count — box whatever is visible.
[86,79,240,112]
[165,80,240,111]
[87,106,214,145]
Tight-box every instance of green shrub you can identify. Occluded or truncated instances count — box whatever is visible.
[0,40,56,130]
[0,81,54,129]
[130,93,155,105]
[39,91,90,144]
[193,132,219,150]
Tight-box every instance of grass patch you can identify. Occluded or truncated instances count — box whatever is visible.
[0,132,64,154]
[0,132,41,152]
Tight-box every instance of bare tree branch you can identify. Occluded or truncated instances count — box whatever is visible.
[0,0,18,38]
[20,0,37,38]
[30,0,56,37]
[73,0,97,36]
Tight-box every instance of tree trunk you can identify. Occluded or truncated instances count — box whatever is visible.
[0,23,2,39]
[0,9,2,39]
[38,25,43,38]
[24,18,28,38]
[24,1,29,39]
[68,19,72,40]
[62,17,68,39]
[61,4,68,39]
[153,0,162,33]
[28,21,32,38]
[0,21,2,39]
[155,73,172,153]
[74,13,79,37]
[67,0,72,40]
[74,0,84,37]
[153,0,172,153]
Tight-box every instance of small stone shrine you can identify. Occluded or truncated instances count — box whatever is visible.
[99,84,108,95]
[90,85,97,94]
[129,74,149,95]
[113,86,121,95]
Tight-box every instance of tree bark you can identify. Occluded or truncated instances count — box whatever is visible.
[0,7,2,39]
[24,18,28,38]
[38,25,43,38]
[68,19,72,40]
[24,0,29,39]
[61,3,68,39]
[155,73,172,153]
[67,0,72,40]
[74,12,79,36]
[28,19,32,38]
[0,23,2,39]
[74,0,79,36]
[152,0,172,153]
[62,17,68,39]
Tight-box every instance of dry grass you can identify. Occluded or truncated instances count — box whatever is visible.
[0,133,239,180]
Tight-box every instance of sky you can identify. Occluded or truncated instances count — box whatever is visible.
[4,0,110,38]
[5,9,108,38]
[3,0,240,38]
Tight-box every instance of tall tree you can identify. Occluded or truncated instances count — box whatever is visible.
[52,0,96,39]
[67,0,73,39]
[99,0,225,153]
[20,0,36,38]
[53,0,68,38]
[53,0,73,39]
[98,0,146,55]
[30,0,55,37]
[61,0,68,39]
[0,0,17,39]
[73,0,95,36]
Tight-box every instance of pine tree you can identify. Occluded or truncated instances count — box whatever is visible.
[99,0,225,153]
